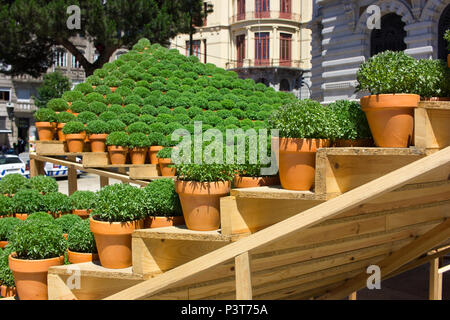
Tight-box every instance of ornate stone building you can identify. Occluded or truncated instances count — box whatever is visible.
[310,0,450,103]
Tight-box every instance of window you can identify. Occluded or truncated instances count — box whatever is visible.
[438,4,450,61]
[370,13,406,57]
[71,51,85,69]
[236,35,246,67]
[237,0,246,21]
[280,0,291,19]
[16,88,36,102]
[255,0,269,18]
[0,88,10,102]
[0,156,23,165]
[255,32,270,65]
[280,33,292,66]
[280,79,290,91]
[54,50,67,67]
[186,40,201,58]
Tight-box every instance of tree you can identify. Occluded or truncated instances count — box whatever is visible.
[0,0,211,78]
[33,70,71,109]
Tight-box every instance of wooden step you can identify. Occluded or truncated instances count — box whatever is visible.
[415,101,450,154]
[132,226,238,277]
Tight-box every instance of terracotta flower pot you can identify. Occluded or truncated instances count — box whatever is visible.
[110,87,118,93]
[72,209,92,219]
[149,146,163,164]
[158,158,176,176]
[9,253,64,300]
[144,216,185,229]
[65,132,86,153]
[67,249,99,264]
[89,217,144,269]
[232,175,280,188]
[275,137,330,191]
[360,94,420,148]
[56,123,66,141]
[107,146,129,165]
[0,240,9,248]
[174,180,231,231]
[333,139,374,147]
[1,285,15,298]
[36,122,55,141]
[89,134,108,152]
[0,285,6,297]
[14,213,28,221]
[130,147,148,165]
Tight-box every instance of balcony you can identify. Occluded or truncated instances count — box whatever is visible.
[230,11,301,24]
[226,58,304,69]
[14,101,37,113]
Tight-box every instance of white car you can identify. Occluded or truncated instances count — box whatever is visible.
[0,154,28,179]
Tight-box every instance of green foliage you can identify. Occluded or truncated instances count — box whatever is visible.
[86,120,109,135]
[0,196,12,217]
[106,120,127,133]
[356,51,419,95]
[268,99,338,139]
[55,214,82,234]
[67,220,97,254]
[70,191,97,210]
[124,104,142,115]
[0,217,22,241]
[34,108,57,123]
[34,71,71,109]
[30,175,58,194]
[175,163,236,182]
[11,189,45,214]
[56,111,76,124]
[70,101,88,113]
[106,131,129,147]
[128,132,151,148]
[73,83,93,95]
[25,211,54,224]
[328,100,372,140]
[62,121,85,134]
[143,179,182,217]
[62,91,84,103]
[414,59,450,98]
[104,76,121,87]
[88,102,108,115]
[126,121,151,134]
[0,245,16,287]
[84,92,105,104]
[445,29,450,50]
[92,184,146,222]
[139,114,157,125]
[76,111,98,124]
[0,174,30,196]
[119,113,140,126]
[108,104,126,115]
[156,147,173,159]
[11,220,66,260]
[99,111,118,122]
[43,192,72,214]
[148,132,166,146]
[124,94,143,106]
[106,93,123,105]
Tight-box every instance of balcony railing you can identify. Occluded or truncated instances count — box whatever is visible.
[226,58,305,69]
[230,11,301,24]
[14,101,37,113]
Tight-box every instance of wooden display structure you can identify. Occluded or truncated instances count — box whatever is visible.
[45,101,450,300]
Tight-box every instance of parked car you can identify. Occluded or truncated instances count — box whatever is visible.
[15,152,83,179]
[0,154,28,179]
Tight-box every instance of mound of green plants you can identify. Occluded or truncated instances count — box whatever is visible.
[55,214,83,234]
[67,219,97,254]
[0,174,30,196]
[29,175,58,194]
[25,211,55,224]
[328,100,372,140]
[11,189,45,214]
[43,192,72,215]
[0,217,22,242]
[143,179,182,217]
[0,196,12,217]
[70,190,97,210]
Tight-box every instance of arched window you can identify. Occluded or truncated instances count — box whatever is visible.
[370,13,406,56]
[438,4,450,61]
[54,49,67,68]
[280,79,290,91]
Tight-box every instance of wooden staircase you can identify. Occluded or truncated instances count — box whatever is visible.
[47,101,450,300]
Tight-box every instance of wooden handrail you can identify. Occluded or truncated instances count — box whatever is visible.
[105,147,450,300]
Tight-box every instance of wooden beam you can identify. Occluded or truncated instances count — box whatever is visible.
[348,292,357,300]
[100,176,109,188]
[235,252,252,300]
[104,147,450,300]
[429,258,442,300]
[30,158,45,177]
[67,156,78,196]
[317,218,450,300]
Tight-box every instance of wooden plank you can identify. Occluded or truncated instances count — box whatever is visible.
[415,105,450,151]
[82,152,109,167]
[129,165,160,180]
[230,186,325,200]
[35,140,67,155]
[67,156,78,196]
[429,258,442,300]
[317,218,450,300]
[104,147,450,300]
[348,292,357,300]
[133,226,232,242]
[100,176,109,188]
[418,101,450,110]
[235,252,252,300]
[29,158,45,177]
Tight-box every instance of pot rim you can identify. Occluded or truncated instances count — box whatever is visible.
[273,137,331,152]
[175,180,231,195]
[35,122,55,128]
[65,132,87,139]
[8,253,64,273]
[107,145,129,151]
[89,216,143,235]
[360,94,420,109]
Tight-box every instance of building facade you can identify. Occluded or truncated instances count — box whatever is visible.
[0,37,126,150]
[170,0,313,98]
[310,0,450,104]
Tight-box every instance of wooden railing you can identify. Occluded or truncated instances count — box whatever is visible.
[105,147,450,300]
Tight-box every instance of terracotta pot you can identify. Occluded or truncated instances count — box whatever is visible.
[89,134,108,152]
[65,132,86,153]
[72,209,92,219]
[89,217,144,269]
[149,146,163,164]
[233,175,280,188]
[158,158,176,176]
[0,240,8,248]
[56,123,66,141]
[144,216,185,229]
[130,147,148,165]
[1,285,15,298]
[333,139,374,147]
[0,285,6,297]
[110,87,118,93]
[108,146,129,165]
[174,180,231,231]
[360,94,420,148]
[36,122,55,141]
[275,137,330,191]
[9,253,64,300]
[67,249,99,264]
[14,213,28,221]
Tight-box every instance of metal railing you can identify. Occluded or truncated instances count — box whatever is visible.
[229,11,301,23]
[226,58,305,69]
